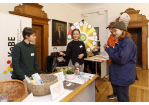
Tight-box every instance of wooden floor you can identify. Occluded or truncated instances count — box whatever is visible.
[95,67,149,102]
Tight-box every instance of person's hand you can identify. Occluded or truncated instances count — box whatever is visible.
[78,54,84,59]
[95,46,100,49]
[103,44,107,50]
[59,52,65,56]
[23,79,27,83]
[92,53,94,56]
[106,45,109,48]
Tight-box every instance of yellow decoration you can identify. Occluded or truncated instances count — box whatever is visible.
[86,27,95,36]
[7,66,13,72]
[30,80,37,85]
[3,70,7,74]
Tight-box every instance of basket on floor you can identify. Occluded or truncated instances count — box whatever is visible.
[26,74,58,96]
[0,80,28,102]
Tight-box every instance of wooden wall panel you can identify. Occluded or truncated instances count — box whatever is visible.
[142,26,148,69]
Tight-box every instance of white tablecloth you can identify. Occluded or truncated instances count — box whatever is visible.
[23,73,95,102]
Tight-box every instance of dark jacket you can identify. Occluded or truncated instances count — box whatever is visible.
[54,30,64,43]
[65,40,87,65]
[106,36,137,86]
[11,40,42,81]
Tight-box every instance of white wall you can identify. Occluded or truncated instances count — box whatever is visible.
[39,3,82,55]
[0,3,21,13]
[105,3,149,24]
[0,3,82,55]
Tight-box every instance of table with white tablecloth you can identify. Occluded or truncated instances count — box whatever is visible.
[84,53,109,78]
[23,73,98,102]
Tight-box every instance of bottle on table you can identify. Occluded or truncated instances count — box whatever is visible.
[74,62,80,75]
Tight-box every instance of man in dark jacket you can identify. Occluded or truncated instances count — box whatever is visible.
[54,25,64,44]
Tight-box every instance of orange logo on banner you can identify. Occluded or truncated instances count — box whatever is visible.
[3,60,13,74]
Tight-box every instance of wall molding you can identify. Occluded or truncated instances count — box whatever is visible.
[55,3,105,15]
[83,13,89,17]
[98,10,105,15]
[81,7,105,15]
[54,3,81,14]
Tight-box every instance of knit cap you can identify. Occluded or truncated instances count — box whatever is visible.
[112,21,127,31]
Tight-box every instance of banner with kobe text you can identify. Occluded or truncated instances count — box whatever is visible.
[0,12,31,81]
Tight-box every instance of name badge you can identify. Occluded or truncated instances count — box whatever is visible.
[31,53,34,56]
[79,45,83,48]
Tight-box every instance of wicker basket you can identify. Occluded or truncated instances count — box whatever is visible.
[26,74,58,96]
[0,80,28,102]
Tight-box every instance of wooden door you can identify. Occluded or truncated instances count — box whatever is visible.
[128,28,142,66]
[32,25,42,70]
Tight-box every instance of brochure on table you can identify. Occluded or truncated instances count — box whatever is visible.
[22,93,34,102]
[53,71,64,81]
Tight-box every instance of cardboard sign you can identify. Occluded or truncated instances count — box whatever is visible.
[22,93,34,102]
[54,72,64,81]
[50,81,64,100]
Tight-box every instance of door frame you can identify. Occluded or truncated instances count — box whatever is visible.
[32,25,42,69]
[9,3,50,71]
[127,28,142,65]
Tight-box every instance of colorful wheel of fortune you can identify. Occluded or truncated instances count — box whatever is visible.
[67,21,98,52]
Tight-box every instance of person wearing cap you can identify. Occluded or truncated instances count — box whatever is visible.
[104,22,118,100]
[105,21,137,102]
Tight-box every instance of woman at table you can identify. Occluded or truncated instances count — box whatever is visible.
[59,28,87,72]
[105,21,137,102]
